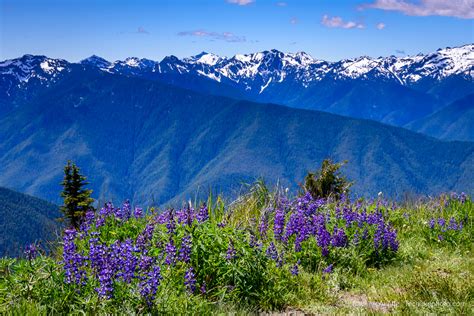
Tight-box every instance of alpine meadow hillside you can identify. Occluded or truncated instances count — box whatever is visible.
[0,186,60,257]
[0,66,473,205]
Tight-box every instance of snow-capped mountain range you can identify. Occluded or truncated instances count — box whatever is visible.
[1,44,473,129]
[2,44,472,94]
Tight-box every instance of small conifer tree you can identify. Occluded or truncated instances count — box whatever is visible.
[60,161,94,229]
[304,159,351,200]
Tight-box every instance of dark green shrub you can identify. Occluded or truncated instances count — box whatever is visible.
[303,159,351,200]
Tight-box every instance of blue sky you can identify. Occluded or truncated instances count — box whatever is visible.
[1,0,473,62]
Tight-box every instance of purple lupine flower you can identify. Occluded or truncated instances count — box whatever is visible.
[316,223,331,256]
[362,228,369,240]
[176,208,187,224]
[24,243,38,260]
[96,265,114,299]
[139,265,162,306]
[276,249,285,268]
[200,281,207,294]
[117,239,137,283]
[177,206,196,226]
[323,264,333,274]
[331,227,348,248]
[165,238,176,265]
[373,224,383,251]
[196,204,209,223]
[448,217,458,230]
[450,192,459,201]
[96,202,115,227]
[226,240,236,261]
[79,210,95,233]
[166,210,176,235]
[139,255,154,271]
[266,242,278,261]
[62,228,87,285]
[92,241,122,299]
[249,233,257,248]
[249,233,262,251]
[178,235,192,263]
[88,236,104,271]
[459,192,467,204]
[96,217,105,228]
[134,207,144,219]
[438,234,444,241]
[342,207,358,228]
[294,240,302,252]
[115,200,132,221]
[352,232,360,245]
[136,223,155,252]
[291,261,299,276]
[285,211,299,239]
[258,215,268,240]
[437,218,446,228]
[273,208,285,241]
[384,226,399,252]
[155,210,170,225]
[429,218,435,229]
[184,267,197,294]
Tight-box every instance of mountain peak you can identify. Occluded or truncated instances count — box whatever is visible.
[185,52,222,66]
[80,55,111,68]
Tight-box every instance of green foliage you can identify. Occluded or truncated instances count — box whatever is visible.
[303,159,351,200]
[60,161,94,229]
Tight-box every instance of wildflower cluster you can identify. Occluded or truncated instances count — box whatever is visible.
[250,192,399,272]
[59,193,402,309]
[60,202,209,306]
[425,193,471,244]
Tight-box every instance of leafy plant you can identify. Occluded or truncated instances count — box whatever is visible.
[303,159,351,200]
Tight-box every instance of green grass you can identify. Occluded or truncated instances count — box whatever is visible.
[0,187,472,314]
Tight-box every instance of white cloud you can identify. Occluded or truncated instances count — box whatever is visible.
[177,30,246,42]
[361,0,474,19]
[290,17,298,24]
[226,0,255,5]
[276,1,287,6]
[376,22,386,29]
[321,15,365,29]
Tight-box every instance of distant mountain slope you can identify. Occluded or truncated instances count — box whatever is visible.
[1,44,473,130]
[0,186,60,257]
[407,94,474,141]
[0,69,472,206]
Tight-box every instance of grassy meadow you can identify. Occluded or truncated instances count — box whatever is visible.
[0,184,472,314]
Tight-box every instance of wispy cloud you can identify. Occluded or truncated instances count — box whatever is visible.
[395,49,406,54]
[376,22,386,29]
[177,30,246,42]
[360,0,474,19]
[136,26,149,34]
[226,0,255,6]
[321,15,365,29]
[290,17,298,24]
[276,1,287,6]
